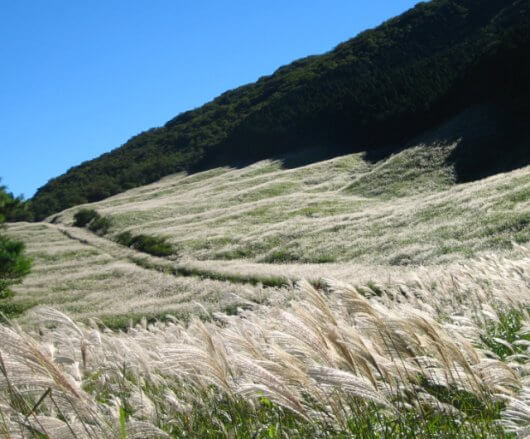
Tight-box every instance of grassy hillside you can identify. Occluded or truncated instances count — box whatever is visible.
[5,219,421,325]
[4,116,528,324]
[45,118,529,267]
[3,222,297,325]
[4,119,530,438]
[2,1,530,436]
[30,0,530,219]
[1,241,529,437]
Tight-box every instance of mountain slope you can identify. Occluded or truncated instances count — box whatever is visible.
[46,115,530,267]
[7,144,530,322]
[31,0,530,219]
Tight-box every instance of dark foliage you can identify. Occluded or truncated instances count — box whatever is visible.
[0,236,31,299]
[0,180,33,222]
[87,216,112,235]
[73,209,100,227]
[0,182,31,299]
[0,300,36,320]
[116,231,174,257]
[31,0,530,219]
[73,209,112,235]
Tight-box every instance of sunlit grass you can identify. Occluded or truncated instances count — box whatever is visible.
[0,248,528,437]
[43,141,529,265]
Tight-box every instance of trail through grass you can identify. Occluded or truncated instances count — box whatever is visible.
[0,249,529,437]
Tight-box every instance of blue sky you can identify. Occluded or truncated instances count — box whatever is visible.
[1,0,418,198]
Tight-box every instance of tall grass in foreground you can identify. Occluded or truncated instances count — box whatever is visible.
[0,247,529,438]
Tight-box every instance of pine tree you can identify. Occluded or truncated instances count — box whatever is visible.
[0,180,31,299]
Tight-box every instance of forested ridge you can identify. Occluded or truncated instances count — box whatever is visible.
[30,0,530,219]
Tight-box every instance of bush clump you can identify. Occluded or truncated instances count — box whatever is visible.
[0,236,31,299]
[116,231,174,257]
[73,209,100,227]
[88,216,112,235]
[73,209,111,235]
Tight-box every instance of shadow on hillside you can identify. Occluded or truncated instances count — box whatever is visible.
[362,105,530,183]
[277,146,350,169]
[191,144,350,173]
[190,105,529,185]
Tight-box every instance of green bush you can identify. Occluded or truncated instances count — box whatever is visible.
[115,231,134,247]
[0,236,32,296]
[0,300,36,321]
[73,209,112,235]
[482,308,529,360]
[116,232,174,257]
[88,216,112,235]
[0,182,32,300]
[131,235,174,257]
[73,209,100,227]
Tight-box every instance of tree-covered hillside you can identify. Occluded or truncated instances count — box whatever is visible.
[31,0,530,219]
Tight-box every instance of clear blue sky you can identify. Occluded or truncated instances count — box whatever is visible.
[1,0,418,198]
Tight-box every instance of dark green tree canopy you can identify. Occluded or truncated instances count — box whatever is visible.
[0,181,33,222]
[0,181,31,299]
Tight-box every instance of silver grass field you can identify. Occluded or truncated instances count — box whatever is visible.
[0,247,529,437]
[2,143,530,437]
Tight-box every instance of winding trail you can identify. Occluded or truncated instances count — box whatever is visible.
[44,222,418,287]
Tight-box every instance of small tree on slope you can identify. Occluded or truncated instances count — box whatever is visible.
[0,180,31,299]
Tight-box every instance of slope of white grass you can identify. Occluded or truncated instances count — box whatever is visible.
[5,139,529,322]
[0,248,528,437]
[5,222,295,324]
[49,142,529,266]
[2,134,529,436]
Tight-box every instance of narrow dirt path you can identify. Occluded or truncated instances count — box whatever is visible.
[44,222,419,287]
[45,222,292,288]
